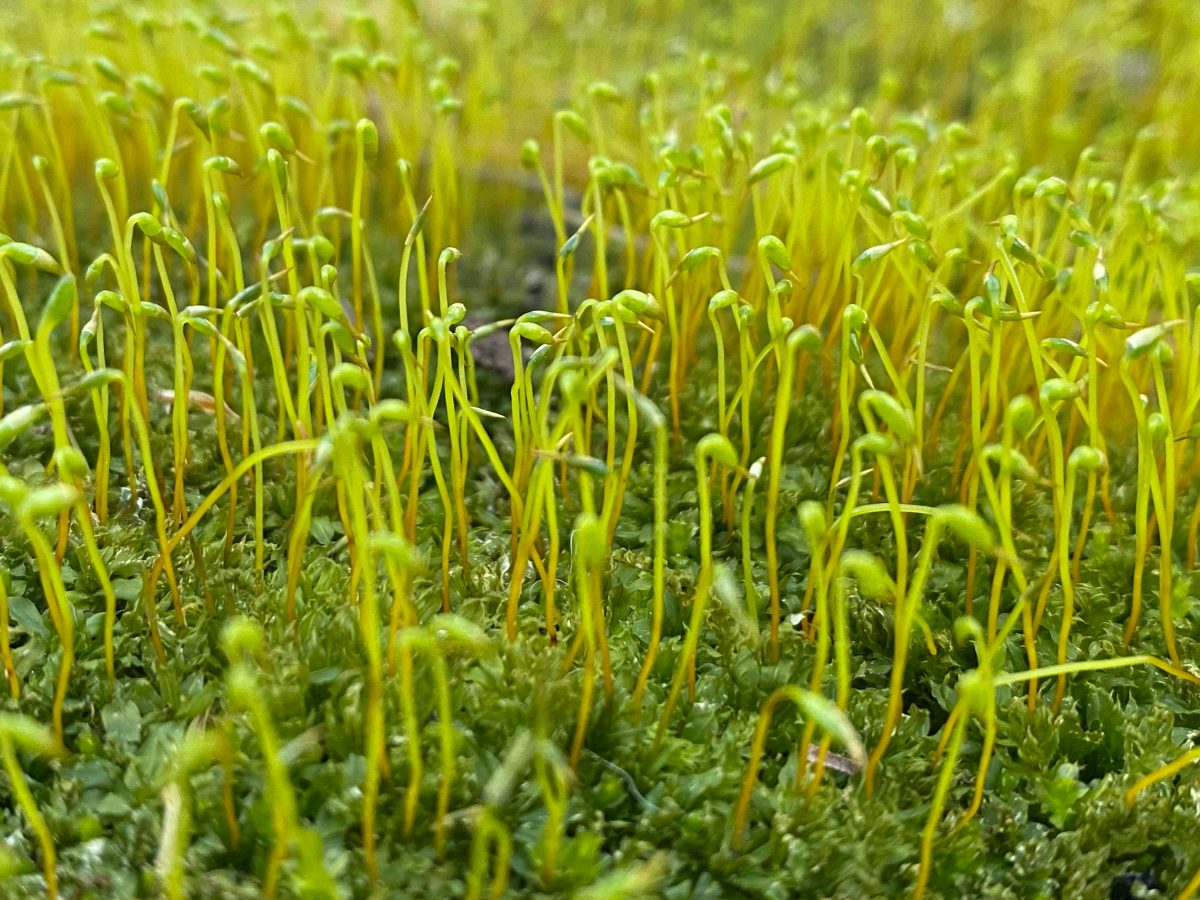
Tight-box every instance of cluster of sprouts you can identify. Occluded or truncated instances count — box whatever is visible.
[1,1,1200,897]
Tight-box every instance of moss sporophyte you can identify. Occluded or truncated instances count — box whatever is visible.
[4,1,1200,896]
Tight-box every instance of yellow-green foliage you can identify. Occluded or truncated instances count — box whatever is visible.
[2,1,1200,897]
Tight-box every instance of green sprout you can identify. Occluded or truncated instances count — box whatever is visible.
[0,714,65,899]
[764,324,822,659]
[653,433,739,746]
[729,685,864,849]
